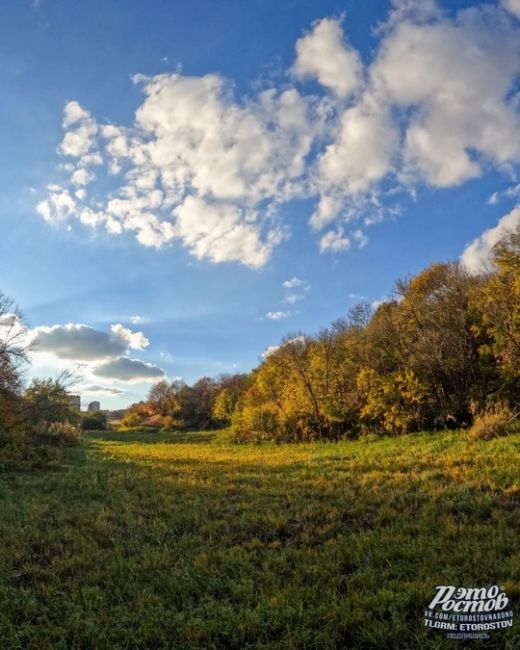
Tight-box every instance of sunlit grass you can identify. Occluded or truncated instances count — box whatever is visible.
[0,429,519,648]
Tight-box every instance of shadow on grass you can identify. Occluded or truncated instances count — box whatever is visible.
[2,431,519,649]
[85,429,219,445]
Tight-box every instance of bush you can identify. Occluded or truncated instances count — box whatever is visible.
[33,421,83,446]
[232,404,284,443]
[81,413,107,431]
[468,405,516,441]
[121,411,142,428]
[160,416,176,431]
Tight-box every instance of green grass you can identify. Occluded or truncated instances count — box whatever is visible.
[0,429,519,649]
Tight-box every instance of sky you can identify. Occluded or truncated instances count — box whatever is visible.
[1,0,520,409]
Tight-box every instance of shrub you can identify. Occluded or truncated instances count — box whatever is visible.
[80,414,107,431]
[232,404,284,443]
[34,421,83,446]
[121,411,142,428]
[160,416,176,431]
[468,404,516,441]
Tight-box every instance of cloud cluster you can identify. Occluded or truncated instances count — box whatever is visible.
[282,276,310,304]
[31,321,165,385]
[37,2,520,266]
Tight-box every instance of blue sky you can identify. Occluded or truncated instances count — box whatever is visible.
[1,0,520,408]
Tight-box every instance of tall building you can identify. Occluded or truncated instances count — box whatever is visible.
[87,401,101,413]
[67,394,81,410]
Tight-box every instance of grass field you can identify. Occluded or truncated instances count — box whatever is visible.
[0,429,519,649]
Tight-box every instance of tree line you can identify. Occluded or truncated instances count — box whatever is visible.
[126,225,520,441]
[1,224,519,452]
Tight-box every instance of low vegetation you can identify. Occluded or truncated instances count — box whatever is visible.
[0,428,519,648]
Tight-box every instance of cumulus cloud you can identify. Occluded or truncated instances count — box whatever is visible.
[36,3,520,262]
[33,323,149,361]
[58,102,98,158]
[110,324,148,351]
[320,230,351,253]
[292,17,362,97]
[70,168,94,187]
[93,357,165,381]
[310,102,398,229]
[376,7,520,185]
[461,205,520,274]
[173,196,285,267]
[27,320,166,390]
[36,186,76,223]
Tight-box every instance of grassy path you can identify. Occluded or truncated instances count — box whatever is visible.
[0,429,519,648]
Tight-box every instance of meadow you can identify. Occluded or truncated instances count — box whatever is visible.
[0,429,519,649]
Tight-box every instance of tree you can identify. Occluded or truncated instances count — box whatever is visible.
[147,379,183,417]
[212,374,248,424]
[393,263,489,422]
[24,376,79,428]
[479,225,520,382]
[0,292,31,441]
[178,377,218,428]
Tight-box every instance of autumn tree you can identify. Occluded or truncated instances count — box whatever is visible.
[147,379,185,417]
[479,225,520,385]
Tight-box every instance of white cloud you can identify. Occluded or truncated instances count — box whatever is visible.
[110,324,148,351]
[461,205,520,274]
[173,196,285,267]
[311,102,398,229]
[265,311,291,320]
[129,315,145,324]
[58,102,98,158]
[292,17,362,97]
[93,357,165,381]
[282,277,310,305]
[372,7,520,187]
[320,230,351,253]
[488,183,520,205]
[37,4,520,262]
[282,277,310,291]
[36,187,76,223]
[261,344,280,359]
[70,168,94,187]
[63,101,91,128]
[371,299,386,310]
